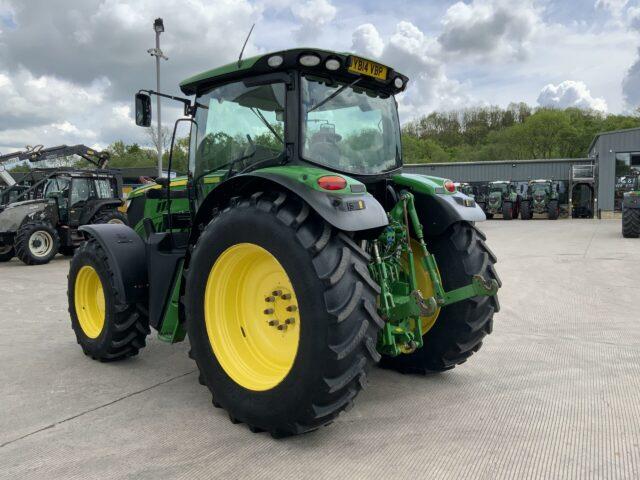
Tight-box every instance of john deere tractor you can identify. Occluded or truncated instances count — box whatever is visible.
[67,49,500,437]
[486,180,520,220]
[520,179,559,220]
[622,171,640,238]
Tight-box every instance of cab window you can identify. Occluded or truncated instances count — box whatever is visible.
[192,81,286,191]
[71,178,93,205]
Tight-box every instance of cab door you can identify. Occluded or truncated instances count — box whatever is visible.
[68,178,94,226]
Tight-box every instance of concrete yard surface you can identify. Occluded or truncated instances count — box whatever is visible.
[0,219,639,479]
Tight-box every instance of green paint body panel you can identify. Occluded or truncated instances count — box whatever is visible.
[392,173,455,196]
[158,260,187,343]
[255,165,364,194]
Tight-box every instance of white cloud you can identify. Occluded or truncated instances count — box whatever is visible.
[537,80,608,111]
[595,0,629,17]
[351,21,469,119]
[290,0,336,42]
[438,0,540,61]
[352,23,384,58]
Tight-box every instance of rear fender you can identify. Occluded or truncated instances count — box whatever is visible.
[80,199,124,224]
[393,173,485,237]
[79,224,148,304]
[191,168,389,245]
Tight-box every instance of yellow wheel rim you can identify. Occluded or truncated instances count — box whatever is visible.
[74,265,106,339]
[204,243,300,391]
[402,239,441,334]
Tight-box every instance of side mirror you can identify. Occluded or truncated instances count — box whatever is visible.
[135,93,152,127]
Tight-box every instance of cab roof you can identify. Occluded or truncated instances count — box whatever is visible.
[179,48,408,96]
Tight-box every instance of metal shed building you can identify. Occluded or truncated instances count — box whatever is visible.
[404,158,597,216]
[588,127,640,212]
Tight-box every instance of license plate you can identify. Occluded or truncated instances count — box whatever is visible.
[348,56,388,80]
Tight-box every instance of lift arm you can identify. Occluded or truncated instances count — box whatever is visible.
[0,144,110,170]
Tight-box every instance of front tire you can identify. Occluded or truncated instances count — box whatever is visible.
[15,222,59,265]
[502,201,514,220]
[520,201,531,220]
[92,209,128,225]
[185,191,383,437]
[380,222,500,374]
[68,238,150,361]
[547,200,559,220]
[622,208,640,238]
[0,245,14,262]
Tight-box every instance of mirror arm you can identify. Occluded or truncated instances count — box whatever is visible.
[138,89,195,116]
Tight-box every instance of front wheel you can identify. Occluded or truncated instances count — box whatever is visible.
[502,201,514,220]
[68,238,150,360]
[14,222,60,265]
[0,245,14,262]
[185,191,383,437]
[622,208,640,238]
[520,201,531,220]
[92,209,128,225]
[380,222,500,374]
[547,200,559,220]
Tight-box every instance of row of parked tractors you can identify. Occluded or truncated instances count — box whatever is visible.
[457,179,561,220]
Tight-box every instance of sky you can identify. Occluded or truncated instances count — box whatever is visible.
[0,0,639,153]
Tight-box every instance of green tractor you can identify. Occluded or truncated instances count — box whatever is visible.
[486,180,520,220]
[622,172,640,238]
[520,179,560,220]
[67,49,500,437]
[456,182,475,198]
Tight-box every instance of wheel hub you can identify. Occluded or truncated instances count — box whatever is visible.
[204,243,300,391]
[29,231,53,257]
[74,265,106,338]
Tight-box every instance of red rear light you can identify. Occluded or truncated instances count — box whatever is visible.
[318,175,347,191]
[444,180,456,193]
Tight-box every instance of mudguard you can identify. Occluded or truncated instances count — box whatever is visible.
[79,224,148,304]
[193,166,389,235]
[393,173,486,237]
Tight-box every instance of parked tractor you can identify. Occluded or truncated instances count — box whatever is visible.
[520,179,560,220]
[456,182,475,198]
[67,49,500,437]
[0,145,126,265]
[622,172,640,238]
[485,180,520,219]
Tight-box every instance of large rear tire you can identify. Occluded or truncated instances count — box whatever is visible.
[185,191,383,437]
[14,221,59,265]
[68,238,150,361]
[380,222,500,374]
[622,208,640,238]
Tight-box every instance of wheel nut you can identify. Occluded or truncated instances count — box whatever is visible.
[281,293,291,300]
[264,308,274,315]
[268,320,279,326]
[277,324,287,331]
[286,305,297,312]
[285,317,295,325]
[272,290,282,296]
[265,296,275,303]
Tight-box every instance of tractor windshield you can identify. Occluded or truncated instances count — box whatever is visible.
[300,75,401,175]
[490,184,508,193]
[531,183,549,192]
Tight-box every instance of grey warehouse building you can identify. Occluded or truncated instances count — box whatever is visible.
[405,127,640,217]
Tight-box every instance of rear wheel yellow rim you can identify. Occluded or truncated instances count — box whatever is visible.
[74,265,106,339]
[402,239,441,334]
[204,243,300,391]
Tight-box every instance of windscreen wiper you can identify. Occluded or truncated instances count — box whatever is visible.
[250,108,283,144]
[308,77,361,113]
